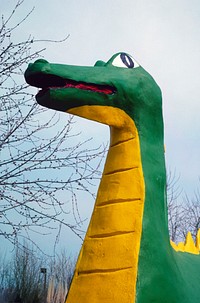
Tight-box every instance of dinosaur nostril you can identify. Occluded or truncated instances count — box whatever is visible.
[34,59,49,64]
[94,60,106,67]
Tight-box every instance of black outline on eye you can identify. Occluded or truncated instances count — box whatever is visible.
[120,53,134,68]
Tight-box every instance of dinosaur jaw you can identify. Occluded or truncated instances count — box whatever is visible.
[37,78,115,97]
[26,72,116,112]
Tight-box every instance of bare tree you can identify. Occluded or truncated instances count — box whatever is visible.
[167,170,185,242]
[47,250,75,303]
[167,170,200,243]
[0,0,105,248]
[182,191,200,240]
[0,244,75,303]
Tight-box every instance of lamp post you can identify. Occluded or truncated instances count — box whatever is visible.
[41,267,47,302]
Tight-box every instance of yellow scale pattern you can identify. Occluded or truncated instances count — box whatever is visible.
[66,106,145,303]
[171,230,200,255]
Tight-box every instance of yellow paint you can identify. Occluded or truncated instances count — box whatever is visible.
[171,230,200,255]
[68,105,136,131]
[196,229,200,250]
[65,106,145,303]
[170,240,179,251]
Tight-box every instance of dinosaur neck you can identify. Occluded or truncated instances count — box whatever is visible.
[66,123,145,303]
[135,109,178,302]
[136,111,169,247]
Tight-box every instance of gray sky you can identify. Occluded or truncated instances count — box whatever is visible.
[1,0,200,255]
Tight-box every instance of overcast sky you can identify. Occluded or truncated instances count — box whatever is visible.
[1,0,200,255]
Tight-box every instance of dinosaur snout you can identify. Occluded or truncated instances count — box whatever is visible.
[24,59,51,87]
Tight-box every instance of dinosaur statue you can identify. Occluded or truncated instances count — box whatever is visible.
[25,52,200,303]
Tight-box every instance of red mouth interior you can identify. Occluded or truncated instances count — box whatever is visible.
[31,71,117,98]
[36,74,116,97]
[64,82,114,94]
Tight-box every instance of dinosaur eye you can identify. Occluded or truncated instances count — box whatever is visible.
[112,53,139,69]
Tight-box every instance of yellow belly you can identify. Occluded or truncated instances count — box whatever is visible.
[66,106,145,303]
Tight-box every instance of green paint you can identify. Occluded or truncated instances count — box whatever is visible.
[25,53,200,302]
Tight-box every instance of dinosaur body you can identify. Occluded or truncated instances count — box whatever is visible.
[25,53,200,302]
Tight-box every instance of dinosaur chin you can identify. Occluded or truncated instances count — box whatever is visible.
[68,105,136,130]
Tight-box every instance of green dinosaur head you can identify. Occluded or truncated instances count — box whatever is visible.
[25,52,162,128]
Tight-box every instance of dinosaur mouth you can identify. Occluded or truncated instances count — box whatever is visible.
[33,73,116,97]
